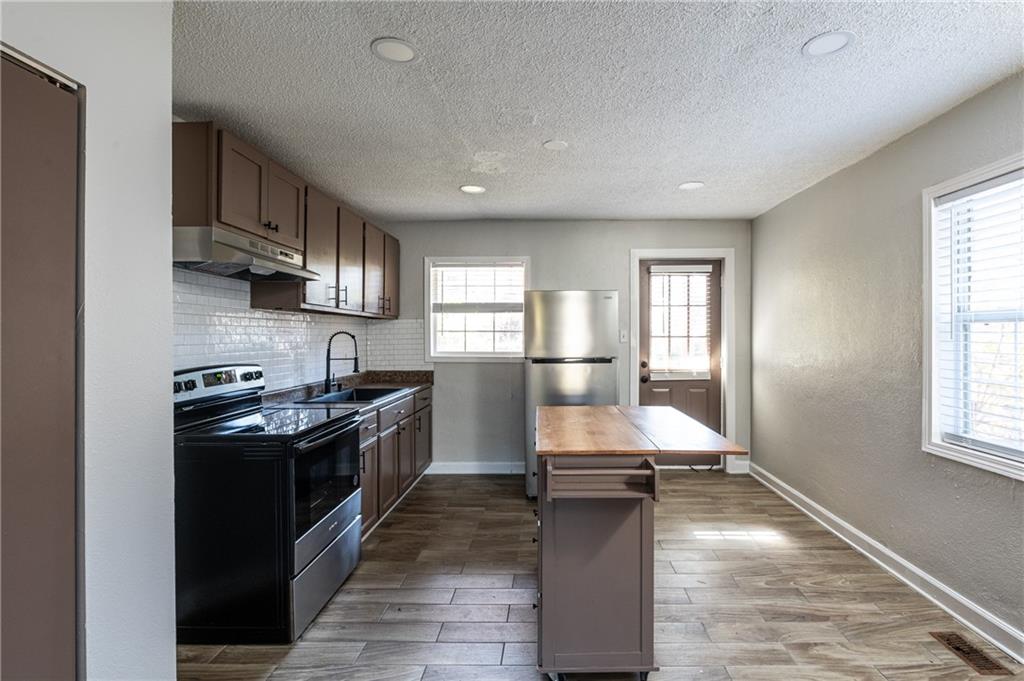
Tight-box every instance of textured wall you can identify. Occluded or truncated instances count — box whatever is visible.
[1,3,177,678]
[751,74,1024,632]
[387,219,751,468]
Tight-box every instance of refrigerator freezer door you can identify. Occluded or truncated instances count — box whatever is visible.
[524,290,619,359]
[524,359,618,497]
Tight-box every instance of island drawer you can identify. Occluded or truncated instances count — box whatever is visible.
[543,457,659,502]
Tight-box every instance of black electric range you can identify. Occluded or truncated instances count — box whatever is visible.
[173,364,363,644]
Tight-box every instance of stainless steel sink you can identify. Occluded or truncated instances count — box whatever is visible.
[300,387,403,404]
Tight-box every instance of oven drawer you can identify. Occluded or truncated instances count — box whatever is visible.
[359,412,378,444]
[294,490,360,574]
[414,388,432,412]
[291,515,360,640]
[379,396,414,431]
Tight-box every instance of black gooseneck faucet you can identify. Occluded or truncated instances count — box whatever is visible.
[325,330,360,393]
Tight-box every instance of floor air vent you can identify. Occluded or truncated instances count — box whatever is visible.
[930,632,1012,675]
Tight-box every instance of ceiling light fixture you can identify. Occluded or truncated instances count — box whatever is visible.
[460,185,486,194]
[678,181,705,191]
[542,139,569,151]
[371,37,418,63]
[801,30,855,57]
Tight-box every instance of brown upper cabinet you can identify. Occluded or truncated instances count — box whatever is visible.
[363,223,386,316]
[175,122,305,252]
[175,121,400,320]
[383,233,400,319]
[303,186,339,308]
[218,130,269,237]
[338,207,365,313]
[266,162,305,250]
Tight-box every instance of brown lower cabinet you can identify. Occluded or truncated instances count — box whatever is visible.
[359,439,379,531]
[377,426,400,513]
[414,406,432,475]
[359,388,433,538]
[397,416,415,494]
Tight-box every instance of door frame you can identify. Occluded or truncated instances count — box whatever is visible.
[629,248,745,474]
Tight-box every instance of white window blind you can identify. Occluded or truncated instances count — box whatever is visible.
[426,258,528,358]
[648,264,712,378]
[931,168,1023,462]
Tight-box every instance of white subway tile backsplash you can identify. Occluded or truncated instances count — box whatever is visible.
[172,269,433,389]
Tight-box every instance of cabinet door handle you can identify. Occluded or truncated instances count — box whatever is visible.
[268,223,280,232]
[262,221,272,229]
[360,450,366,473]
[340,285,349,306]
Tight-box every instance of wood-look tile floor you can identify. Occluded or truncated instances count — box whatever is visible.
[177,473,1021,681]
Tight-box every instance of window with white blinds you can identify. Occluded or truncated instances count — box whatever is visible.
[648,265,713,378]
[425,257,529,360]
[926,164,1023,474]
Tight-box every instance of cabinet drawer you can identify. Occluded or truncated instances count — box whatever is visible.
[379,396,414,431]
[359,412,378,444]
[414,388,432,412]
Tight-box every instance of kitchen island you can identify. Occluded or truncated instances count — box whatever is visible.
[534,405,748,681]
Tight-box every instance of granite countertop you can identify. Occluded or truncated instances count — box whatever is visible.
[262,370,433,408]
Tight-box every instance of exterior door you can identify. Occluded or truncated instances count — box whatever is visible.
[218,129,269,237]
[639,259,722,466]
[303,186,339,307]
[363,222,385,315]
[1,53,79,680]
[266,161,305,250]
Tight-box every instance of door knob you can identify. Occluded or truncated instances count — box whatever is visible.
[640,375,650,383]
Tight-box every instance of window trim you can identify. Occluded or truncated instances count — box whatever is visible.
[921,153,1024,481]
[423,255,531,363]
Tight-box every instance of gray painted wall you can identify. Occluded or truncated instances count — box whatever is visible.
[386,219,751,468]
[751,74,1024,631]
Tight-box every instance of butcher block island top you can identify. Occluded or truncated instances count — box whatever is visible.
[535,404,748,457]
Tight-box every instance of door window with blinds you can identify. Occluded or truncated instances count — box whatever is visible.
[425,257,529,360]
[648,264,713,379]
[925,161,1023,477]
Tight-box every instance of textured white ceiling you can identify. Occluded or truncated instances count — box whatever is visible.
[173,1,1023,222]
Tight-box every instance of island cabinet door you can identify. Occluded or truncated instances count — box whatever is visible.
[377,426,400,513]
[538,457,655,673]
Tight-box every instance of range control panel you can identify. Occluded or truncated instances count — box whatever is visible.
[173,364,265,403]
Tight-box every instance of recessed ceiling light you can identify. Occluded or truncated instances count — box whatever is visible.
[801,30,855,57]
[371,37,417,63]
[542,139,569,151]
[460,185,486,194]
[678,181,705,191]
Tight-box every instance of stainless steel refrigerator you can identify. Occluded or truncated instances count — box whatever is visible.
[524,290,619,497]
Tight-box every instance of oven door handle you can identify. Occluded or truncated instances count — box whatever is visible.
[293,417,363,455]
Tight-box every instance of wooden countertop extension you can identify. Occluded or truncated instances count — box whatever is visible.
[535,405,749,457]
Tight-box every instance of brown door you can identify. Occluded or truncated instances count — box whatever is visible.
[266,161,305,250]
[397,416,415,493]
[377,426,399,513]
[414,406,432,475]
[1,54,79,680]
[383,232,400,318]
[218,129,269,237]
[360,440,379,535]
[639,260,722,466]
[363,222,385,315]
[303,186,339,307]
[338,207,365,312]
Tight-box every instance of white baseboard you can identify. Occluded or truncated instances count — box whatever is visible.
[425,461,525,475]
[750,462,1024,663]
[725,455,750,474]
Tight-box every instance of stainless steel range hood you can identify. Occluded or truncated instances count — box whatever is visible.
[173,226,319,281]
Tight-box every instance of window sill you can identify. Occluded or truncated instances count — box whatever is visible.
[427,354,525,364]
[923,440,1024,481]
